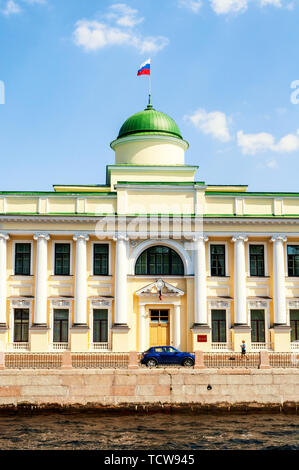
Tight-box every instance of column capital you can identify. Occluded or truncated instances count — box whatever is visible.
[232,234,248,243]
[33,232,50,241]
[73,233,89,242]
[0,233,9,241]
[192,234,209,243]
[271,234,287,243]
[113,232,129,242]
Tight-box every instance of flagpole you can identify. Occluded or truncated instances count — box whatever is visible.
[148,58,151,107]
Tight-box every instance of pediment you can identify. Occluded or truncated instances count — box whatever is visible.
[136,279,184,297]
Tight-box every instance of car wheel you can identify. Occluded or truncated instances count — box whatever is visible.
[146,358,158,368]
[182,358,194,367]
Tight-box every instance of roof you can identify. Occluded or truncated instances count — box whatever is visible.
[117,99,183,140]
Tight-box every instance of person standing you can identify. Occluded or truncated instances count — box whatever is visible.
[241,340,246,356]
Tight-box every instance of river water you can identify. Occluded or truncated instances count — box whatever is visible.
[0,412,297,450]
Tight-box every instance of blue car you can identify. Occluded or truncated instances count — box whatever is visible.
[141,346,195,367]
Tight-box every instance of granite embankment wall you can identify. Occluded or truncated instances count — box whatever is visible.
[0,368,298,412]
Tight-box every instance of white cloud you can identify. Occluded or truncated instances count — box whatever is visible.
[185,109,232,142]
[178,0,203,13]
[2,0,21,16]
[210,0,248,15]
[1,0,46,16]
[237,130,299,154]
[73,19,169,54]
[260,0,282,7]
[108,3,144,28]
[266,159,278,169]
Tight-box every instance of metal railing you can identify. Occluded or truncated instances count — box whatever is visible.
[269,352,299,368]
[71,352,129,369]
[5,353,63,369]
[203,352,260,368]
[1,352,298,369]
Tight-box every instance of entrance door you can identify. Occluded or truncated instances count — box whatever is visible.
[149,309,170,347]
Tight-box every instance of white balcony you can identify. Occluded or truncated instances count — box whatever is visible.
[211,342,232,351]
[291,341,299,350]
[9,342,29,351]
[251,342,273,351]
[89,342,111,351]
[51,342,69,351]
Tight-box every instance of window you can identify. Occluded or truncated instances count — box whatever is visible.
[211,310,226,343]
[15,243,31,275]
[290,310,299,342]
[210,245,225,277]
[150,310,169,324]
[14,309,29,343]
[135,246,184,275]
[93,244,109,276]
[93,309,108,343]
[53,309,69,343]
[287,246,299,277]
[249,245,265,277]
[54,244,70,275]
[251,310,265,343]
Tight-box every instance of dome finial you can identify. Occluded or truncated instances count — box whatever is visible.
[146,94,153,110]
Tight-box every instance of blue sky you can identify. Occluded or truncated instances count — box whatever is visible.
[1,0,299,192]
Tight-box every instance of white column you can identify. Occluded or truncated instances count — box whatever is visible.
[0,233,9,326]
[33,233,50,325]
[174,304,181,350]
[73,233,89,325]
[271,235,287,325]
[113,234,128,325]
[193,235,209,325]
[232,234,248,325]
[139,304,146,352]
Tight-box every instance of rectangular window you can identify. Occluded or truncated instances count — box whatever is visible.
[287,246,299,277]
[14,309,29,342]
[150,310,169,324]
[249,245,265,277]
[53,309,69,343]
[211,310,226,343]
[290,310,299,342]
[210,245,225,277]
[15,243,31,275]
[93,244,109,276]
[93,309,108,343]
[251,310,265,343]
[54,244,70,276]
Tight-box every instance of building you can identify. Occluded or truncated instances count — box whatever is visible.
[0,98,299,354]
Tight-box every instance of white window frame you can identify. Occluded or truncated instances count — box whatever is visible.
[247,241,268,277]
[12,240,33,276]
[49,299,72,347]
[208,301,231,348]
[91,241,112,277]
[52,241,73,276]
[208,241,229,278]
[285,241,299,278]
[9,299,33,346]
[248,304,270,344]
[89,299,112,349]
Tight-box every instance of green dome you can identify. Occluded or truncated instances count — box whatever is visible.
[117,99,183,140]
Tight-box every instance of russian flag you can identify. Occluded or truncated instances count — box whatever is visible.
[137,59,150,76]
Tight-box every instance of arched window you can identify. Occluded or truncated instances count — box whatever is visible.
[135,246,184,275]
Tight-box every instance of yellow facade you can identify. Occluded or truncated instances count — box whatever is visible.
[0,103,298,354]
